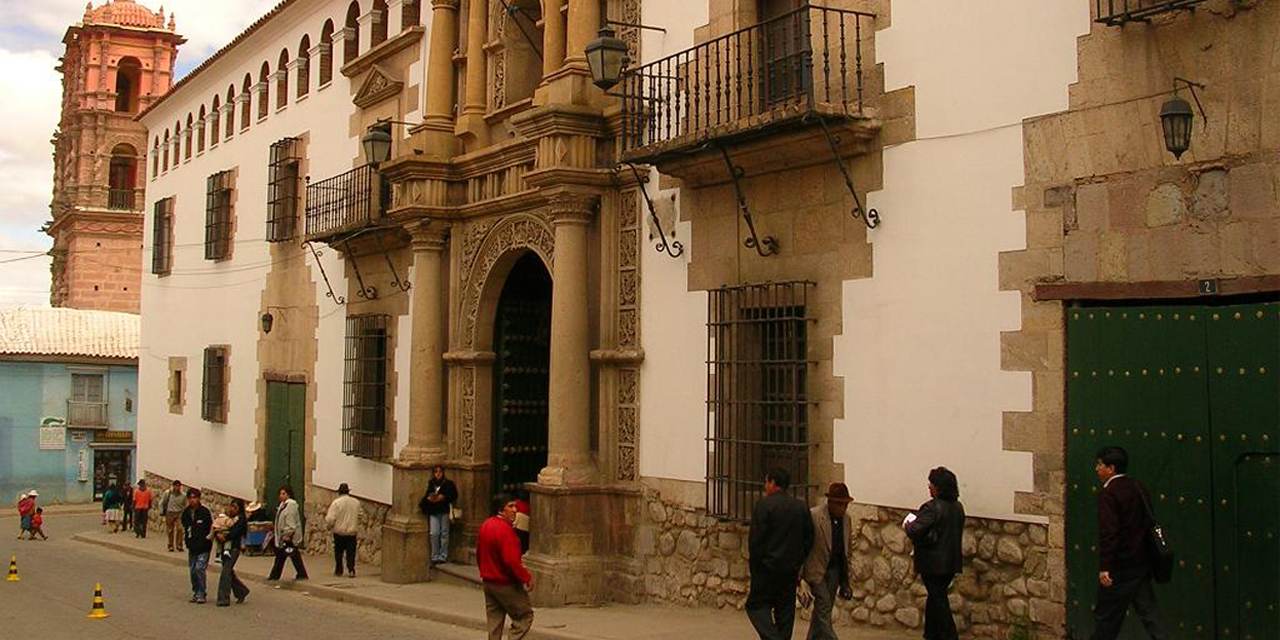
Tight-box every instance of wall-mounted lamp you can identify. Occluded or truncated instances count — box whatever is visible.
[1160,78,1206,160]
[261,306,289,335]
[585,27,630,90]
[361,119,421,166]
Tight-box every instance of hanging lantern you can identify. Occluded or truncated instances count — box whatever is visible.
[362,122,393,165]
[1159,95,1194,159]
[585,27,630,90]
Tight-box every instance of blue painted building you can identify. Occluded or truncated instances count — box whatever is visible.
[0,307,139,504]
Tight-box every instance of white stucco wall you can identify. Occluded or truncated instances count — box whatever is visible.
[139,0,430,505]
[833,0,1088,521]
[637,0,710,483]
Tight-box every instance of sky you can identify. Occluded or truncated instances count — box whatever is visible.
[0,0,278,309]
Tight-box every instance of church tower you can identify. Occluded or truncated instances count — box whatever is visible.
[47,0,184,313]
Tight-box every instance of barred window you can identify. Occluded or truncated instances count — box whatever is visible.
[343,315,389,459]
[267,137,302,242]
[151,197,173,275]
[201,346,228,423]
[707,281,816,522]
[205,170,233,260]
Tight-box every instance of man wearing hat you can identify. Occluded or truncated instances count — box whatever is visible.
[801,483,854,639]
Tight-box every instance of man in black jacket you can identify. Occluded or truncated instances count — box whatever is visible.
[747,467,814,640]
[1090,447,1169,640]
[181,488,213,604]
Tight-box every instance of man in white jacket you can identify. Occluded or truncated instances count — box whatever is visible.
[326,483,362,577]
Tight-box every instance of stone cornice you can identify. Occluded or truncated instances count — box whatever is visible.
[510,103,607,139]
[341,26,424,79]
[47,209,145,237]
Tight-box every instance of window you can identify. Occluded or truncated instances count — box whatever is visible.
[267,137,302,242]
[115,57,141,113]
[201,346,228,423]
[276,50,289,109]
[344,2,361,63]
[241,75,252,130]
[297,36,311,98]
[259,62,271,119]
[162,130,170,171]
[170,369,183,407]
[372,0,389,47]
[211,96,222,146]
[402,0,420,28]
[152,197,174,275]
[204,171,233,260]
[319,21,335,86]
[152,138,160,178]
[172,121,182,166]
[184,114,194,159]
[343,315,390,459]
[706,281,815,521]
[226,85,237,138]
[197,106,207,153]
[69,373,107,427]
[108,144,137,210]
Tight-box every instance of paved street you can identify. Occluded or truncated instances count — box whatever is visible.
[0,511,475,639]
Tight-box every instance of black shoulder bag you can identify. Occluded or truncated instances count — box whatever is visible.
[1136,483,1174,584]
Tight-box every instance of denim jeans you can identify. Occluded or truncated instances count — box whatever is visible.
[188,551,209,598]
[429,512,450,563]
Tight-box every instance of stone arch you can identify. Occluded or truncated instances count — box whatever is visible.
[460,214,554,350]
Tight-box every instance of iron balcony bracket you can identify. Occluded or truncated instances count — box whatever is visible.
[303,240,347,305]
[717,144,778,257]
[813,115,880,230]
[619,162,684,259]
[342,239,378,300]
[374,231,412,293]
[1173,77,1208,125]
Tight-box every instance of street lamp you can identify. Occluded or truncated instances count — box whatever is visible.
[1159,78,1206,160]
[585,27,630,90]
[362,121,393,165]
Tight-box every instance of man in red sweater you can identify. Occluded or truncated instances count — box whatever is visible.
[476,493,534,639]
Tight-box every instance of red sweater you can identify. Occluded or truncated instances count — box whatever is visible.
[477,516,532,586]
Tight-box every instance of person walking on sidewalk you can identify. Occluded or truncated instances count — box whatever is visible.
[103,483,123,533]
[1089,446,1170,640]
[267,485,309,581]
[181,488,213,604]
[904,467,966,640]
[801,483,854,640]
[326,483,361,578]
[747,467,814,640]
[215,498,251,607]
[15,491,36,540]
[133,479,154,538]
[121,481,134,532]
[161,480,187,552]
[477,493,534,640]
[419,465,458,565]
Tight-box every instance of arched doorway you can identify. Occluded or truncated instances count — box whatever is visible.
[108,143,137,210]
[491,252,552,494]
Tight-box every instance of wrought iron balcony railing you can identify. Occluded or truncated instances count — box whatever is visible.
[1095,0,1209,25]
[67,400,108,428]
[304,164,383,241]
[108,188,136,211]
[620,4,875,162]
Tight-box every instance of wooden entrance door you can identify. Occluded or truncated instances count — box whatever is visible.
[266,381,306,513]
[1065,301,1279,639]
[491,253,552,494]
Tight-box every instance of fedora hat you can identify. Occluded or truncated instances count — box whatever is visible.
[824,482,853,503]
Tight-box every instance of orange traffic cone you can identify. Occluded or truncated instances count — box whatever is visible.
[87,583,110,618]
[5,556,17,582]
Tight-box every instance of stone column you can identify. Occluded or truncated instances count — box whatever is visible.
[402,220,448,463]
[540,194,597,486]
[456,0,489,144]
[564,0,600,69]
[542,0,566,78]
[421,0,460,149]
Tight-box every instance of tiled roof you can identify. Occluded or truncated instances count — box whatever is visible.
[0,307,139,360]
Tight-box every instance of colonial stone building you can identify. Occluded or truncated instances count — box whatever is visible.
[48,0,183,313]
[137,0,1277,638]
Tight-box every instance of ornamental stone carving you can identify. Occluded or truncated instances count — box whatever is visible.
[461,214,555,348]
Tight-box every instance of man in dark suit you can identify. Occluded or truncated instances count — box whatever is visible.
[747,467,814,640]
[904,466,965,640]
[1090,446,1169,640]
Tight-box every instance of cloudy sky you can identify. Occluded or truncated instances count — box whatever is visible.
[0,0,277,308]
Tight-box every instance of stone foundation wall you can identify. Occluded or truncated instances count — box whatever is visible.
[142,471,390,565]
[638,489,1051,639]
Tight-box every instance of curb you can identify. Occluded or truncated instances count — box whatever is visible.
[72,534,594,640]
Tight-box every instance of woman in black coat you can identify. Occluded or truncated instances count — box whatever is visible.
[904,467,966,640]
[215,499,251,606]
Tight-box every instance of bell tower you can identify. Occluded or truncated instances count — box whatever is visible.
[46,0,184,313]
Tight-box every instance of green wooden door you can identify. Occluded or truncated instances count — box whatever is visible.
[1065,301,1279,640]
[266,381,306,514]
[491,254,551,494]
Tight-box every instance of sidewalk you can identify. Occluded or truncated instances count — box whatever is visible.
[1,503,101,518]
[74,529,917,640]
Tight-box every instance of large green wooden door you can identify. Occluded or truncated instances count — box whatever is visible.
[491,254,551,494]
[1065,301,1279,640]
[266,381,306,514]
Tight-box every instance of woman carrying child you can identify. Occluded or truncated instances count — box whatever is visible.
[215,499,251,606]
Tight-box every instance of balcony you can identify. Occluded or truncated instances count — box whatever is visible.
[304,164,386,241]
[107,188,136,211]
[67,401,108,428]
[1095,0,1209,25]
[620,4,877,165]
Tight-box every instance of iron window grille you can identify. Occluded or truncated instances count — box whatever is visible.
[707,281,817,522]
[201,346,228,423]
[204,170,234,260]
[152,197,173,275]
[1095,0,1208,25]
[68,373,108,427]
[343,314,390,459]
[267,137,302,242]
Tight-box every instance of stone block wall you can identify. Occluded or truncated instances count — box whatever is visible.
[638,489,1050,639]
